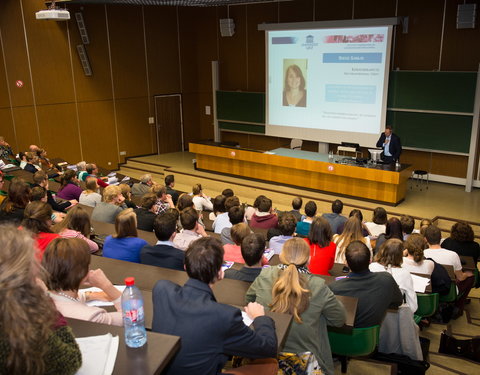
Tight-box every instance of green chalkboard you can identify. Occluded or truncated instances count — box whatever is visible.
[216,91,265,123]
[387,71,477,113]
[217,71,477,153]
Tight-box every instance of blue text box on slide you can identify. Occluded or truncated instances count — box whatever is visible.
[323,53,382,63]
[325,85,376,104]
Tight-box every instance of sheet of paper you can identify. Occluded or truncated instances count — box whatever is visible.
[75,333,119,375]
[107,176,118,184]
[81,285,126,307]
[263,248,275,261]
[221,261,234,272]
[241,311,253,327]
[107,172,116,177]
[411,274,430,293]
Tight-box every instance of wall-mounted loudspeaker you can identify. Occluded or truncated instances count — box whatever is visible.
[76,45,92,76]
[457,3,477,29]
[220,18,235,37]
[75,12,90,44]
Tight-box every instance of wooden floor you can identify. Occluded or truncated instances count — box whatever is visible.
[120,152,480,224]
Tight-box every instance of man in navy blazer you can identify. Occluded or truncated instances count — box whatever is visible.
[152,237,277,375]
[140,211,184,271]
[376,124,402,163]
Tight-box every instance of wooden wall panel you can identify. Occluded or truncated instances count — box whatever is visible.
[0,0,33,107]
[0,108,15,148]
[37,103,81,163]
[246,2,277,92]
[279,0,314,23]
[144,6,181,96]
[181,92,200,146]
[67,5,114,102]
[315,0,353,21]
[401,150,468,178]
[441,0,480,71]
[107,5,148,99]
[23,0,75,105]
[218,5,248,91]
[77,100,118,168]
[354,0,396,19]
[394,0,443,70]
[0,30,10,108]
[115,97,152,161]
[11,106,39,151]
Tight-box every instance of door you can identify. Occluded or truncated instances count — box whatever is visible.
[154,94,184,154]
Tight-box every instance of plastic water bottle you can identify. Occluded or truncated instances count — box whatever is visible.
[122,277,147,348]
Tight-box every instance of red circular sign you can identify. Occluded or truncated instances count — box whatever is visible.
[327,165,334,172]
[16,80,24,88]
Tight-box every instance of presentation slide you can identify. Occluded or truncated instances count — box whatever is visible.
[266,26,392,147]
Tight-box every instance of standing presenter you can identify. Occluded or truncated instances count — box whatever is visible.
[376,124,402,163]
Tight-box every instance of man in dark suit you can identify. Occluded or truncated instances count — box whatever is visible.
[140,211,184,271]
[152,237,277,375]
[376,124,402,163]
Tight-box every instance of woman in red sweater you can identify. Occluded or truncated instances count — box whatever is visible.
[304,217,336,275]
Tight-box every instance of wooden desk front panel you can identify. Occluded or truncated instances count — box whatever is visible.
[191,143,412,204]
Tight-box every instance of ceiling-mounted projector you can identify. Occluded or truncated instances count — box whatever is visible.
[36,9,70,21]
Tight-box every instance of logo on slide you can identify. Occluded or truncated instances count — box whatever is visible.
[302,35,318,50]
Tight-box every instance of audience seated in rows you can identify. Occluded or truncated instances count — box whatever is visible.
[103,208,148,263]
[151,184,174,215]
[77,161,88,181]
[33,170,75,212]
[223,223,253,264]
[0,136,14,159]
[165,174,179,206]
[245,195,265,221]
[247,238,346,375]
[295,200,316,236]
[0,225,81,374]
[120,183,136,209]
[43,238,123,326]
[134,193,157,232]
[329,240,403,327]
[222,188,234,198]
[57,169,83,201]
[0,178,30,224]
[374,217,403,254]
[333,216,372,263]
[173,207,207,250]
[214,196,240,234]
[54,205,99,253]
[209,194,226,222]
[0,172,5,206]
[221,205,245,245]
[23,152,41,174]
[442,221,480,265]
[152,237,278,375]
[192,183,213,211]
[337,209,369,237]
[86,163,108,188]
[402,233,435,275]
[322,199,347,235]
[424,225,474,318]
[79,176,102,207]
[365,206,387,237]
[140,212,184,271]
[269,212,296,254]
[131,173,153,196]
[91,185,125,224]
[370,239,418,312]
[400,214,415,240]
[250,196,278,230]
[289,196,303,222]
[22,201,60,259]
[305,217,336,276]
[224,233,265,282]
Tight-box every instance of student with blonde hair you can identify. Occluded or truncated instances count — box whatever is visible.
[246,238,346,375]
[192,183,213,211]
[102,208,147,263]
[333,216,372,263]
[91,184,125,223]
[79,176,102,207]
[0,225,82,374]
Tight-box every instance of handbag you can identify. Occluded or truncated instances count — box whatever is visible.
[438,330,480,363]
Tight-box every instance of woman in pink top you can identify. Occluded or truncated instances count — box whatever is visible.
[54,205,99,252]
[42,238,122,326]
[224,223,268,265]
